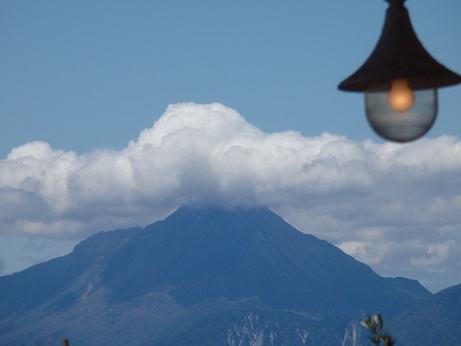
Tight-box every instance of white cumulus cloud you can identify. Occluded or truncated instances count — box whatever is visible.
[1,102,461,292]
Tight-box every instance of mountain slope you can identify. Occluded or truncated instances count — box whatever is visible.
[391,283,461,345]
[0,206,431,345]
[101,206,430,317]
[0,227,141,321]
[158,309,369,346]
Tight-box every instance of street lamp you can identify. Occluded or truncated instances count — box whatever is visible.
[338,0,461,143]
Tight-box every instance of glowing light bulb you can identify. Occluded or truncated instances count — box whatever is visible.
[387,79,415,112]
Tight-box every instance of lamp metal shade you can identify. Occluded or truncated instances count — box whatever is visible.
[338,0,461,92]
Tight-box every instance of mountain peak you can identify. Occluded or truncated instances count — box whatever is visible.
[0,206,432,345]
[94,205,429,317]
[165,204,279,223]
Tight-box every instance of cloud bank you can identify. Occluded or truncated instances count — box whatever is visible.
[1,103,460,291]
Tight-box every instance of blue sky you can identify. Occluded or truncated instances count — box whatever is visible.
[2,0,460,156]
[0,0,460,293]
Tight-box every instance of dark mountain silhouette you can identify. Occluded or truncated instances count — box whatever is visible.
[100,206,429,315]
[391,283,461,345]
[0,206,431,345]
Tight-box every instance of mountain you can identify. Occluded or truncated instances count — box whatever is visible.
[158,309,366,346]
[0,206,431,345]
[390,283,461,345]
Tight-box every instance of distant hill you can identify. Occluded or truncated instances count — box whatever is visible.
[391,283,461,345]
[0,206,431,345]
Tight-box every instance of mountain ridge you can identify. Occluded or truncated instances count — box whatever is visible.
[0,205,432,345]
[96,206,430,315]
[391,283,461,345]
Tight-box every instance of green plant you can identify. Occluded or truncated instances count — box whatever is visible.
[361,313,395,346]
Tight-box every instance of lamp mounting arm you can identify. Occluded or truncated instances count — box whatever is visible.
[386,0,406,6]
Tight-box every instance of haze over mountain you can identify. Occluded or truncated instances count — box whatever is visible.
[0,206,432,345]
